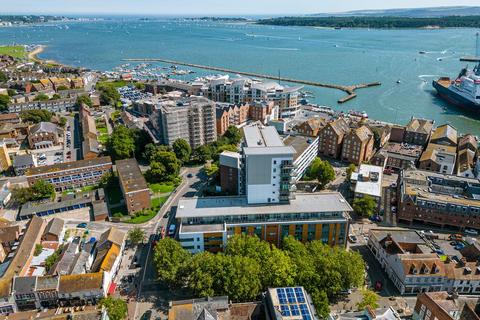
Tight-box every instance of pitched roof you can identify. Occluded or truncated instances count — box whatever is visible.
[350,125,373,142]
[29,122,59,135]
[405,118,434,135]
[99,243,120,272]
[99,228,125,247]
[43,218,64,238]
[328,118,350,136]
[26,156,112,176]
[430,124,458,146]
[458,134,478,152]
[400,254,446,277]
[0,225,20,243]
[35,275,59,291]
[12,276,37,294]
[58,272,103,294]
[457,149,476,173]
[116,158,149,193]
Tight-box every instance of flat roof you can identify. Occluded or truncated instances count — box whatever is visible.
[283,135,312,161]
[353,164,383,198]
[26,156,112,176]
[177,193,352,219]
[244,125,284,148]
[115,158,149,193]
[370,228,425,244]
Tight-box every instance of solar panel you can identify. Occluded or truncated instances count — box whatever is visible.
[300,304,310,315]
[281,305,291,317]
[290,304,300,316]
[303,316,312,320]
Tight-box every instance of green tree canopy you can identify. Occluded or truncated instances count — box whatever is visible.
[98,85,121,106]
[192,145,214,163]
[0,95,10,112]
[7,89,16,96]
[127,227,145,245]
[204,163,218,177]
[99,297,128,320]
[224,125,242,145]
[13,180,55,204]
[0,71,7,83]
[153,237,191,287]
[315,158,335,189]
[172,138,192,163]
[107,126,135,161]
[75,95,92,108]
[34,93,49,101]
[352,195,377,218]
[146,151,181,183]
[357,289,379,310]
[20,109,53,123]
[346,164,357,180]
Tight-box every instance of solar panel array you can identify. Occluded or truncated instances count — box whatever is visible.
[275,287,313,320]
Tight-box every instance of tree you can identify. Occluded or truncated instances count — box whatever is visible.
[0,71,7,83]
[357,289,379,310]
[204,163,218,177]
[153,238,191,287]
[51,94,61,100]
[107,126,135,161]
[127,227,145,245]
[7,89,16,96]
[34,244,43,256]
[58,117,67,127]
[315,159,335,189]
[75,95,92,108]
[131,129,152,160]
[30,180,55,201]
[99,85,121,106]
[99,297,128,320]
[193,145,213,163]
[172,138,191,163]
[146,151,181,183]
[352,195,377,218]
[224,126,242,145]
[34,93,49,101]
[0,95,10,112]
[134,82,145,90]
[310,290,330,318]
[346,164,357,180]
[56,85,69,91]
[20,109,53,123]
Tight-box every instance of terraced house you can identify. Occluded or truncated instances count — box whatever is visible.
[26,156,112,192]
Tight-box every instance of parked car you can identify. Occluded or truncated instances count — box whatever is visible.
[348,235,358,243]
[455,243,465,250]
[374,280,383,291]
[449,234,463,241]
[465,229,479,235]
[390,183,397,188]
[77,223,87,228]
[391,206,397,213]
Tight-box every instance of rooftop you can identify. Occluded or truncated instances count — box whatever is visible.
[352,164,383,198]
[58,272,103,294]
[177,193,352,219]
[116,158,149,193]
[267,287,317,320]
[244,125,284,148]
[26,156,112,176]
[405,118,434,135]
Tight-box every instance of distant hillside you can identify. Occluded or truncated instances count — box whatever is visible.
[257,16,480,29]
[311,6,480,18]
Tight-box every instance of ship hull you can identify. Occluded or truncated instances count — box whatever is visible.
[432,80,480,112]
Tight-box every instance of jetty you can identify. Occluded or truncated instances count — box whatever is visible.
[122,58,381,104]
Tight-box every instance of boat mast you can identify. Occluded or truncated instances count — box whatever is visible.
[475,32,480,74]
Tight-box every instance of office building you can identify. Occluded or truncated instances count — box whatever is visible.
[116,158,151,214]
[26,156,112,192]
[397,168,480,230]
[177,192,352,253]
[149,96,217,149]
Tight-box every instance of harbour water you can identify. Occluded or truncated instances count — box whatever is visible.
[1,18,480,134]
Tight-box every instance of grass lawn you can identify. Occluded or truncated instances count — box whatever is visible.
[149,183,175,194]
[126,196,168,224]
[96,80,129,90]
[0,45,26,59]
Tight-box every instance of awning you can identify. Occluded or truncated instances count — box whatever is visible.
[107,282,116,295]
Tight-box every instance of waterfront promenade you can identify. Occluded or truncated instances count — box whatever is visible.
[122,57,381,103]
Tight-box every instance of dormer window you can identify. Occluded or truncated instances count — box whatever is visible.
[421,263,429,274]
[410,265,418,274]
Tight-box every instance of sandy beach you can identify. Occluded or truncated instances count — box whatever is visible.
[27,45,59,65]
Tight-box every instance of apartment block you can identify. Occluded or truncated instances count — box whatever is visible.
[177,192,352,253]
[341,125,374,165]
[318,118,350,159]
[457,134,478,178]
[26,156,112,192]
[419,124,458,175]
[404,117,434,146]
[243,125,296,204]
[150,96,217,149]
[215,103,249,136]
[116,158,151,214]
[219,151,242,195]
[397,168,480,230]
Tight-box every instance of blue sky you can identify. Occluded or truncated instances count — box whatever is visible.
[4,0,480,15]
